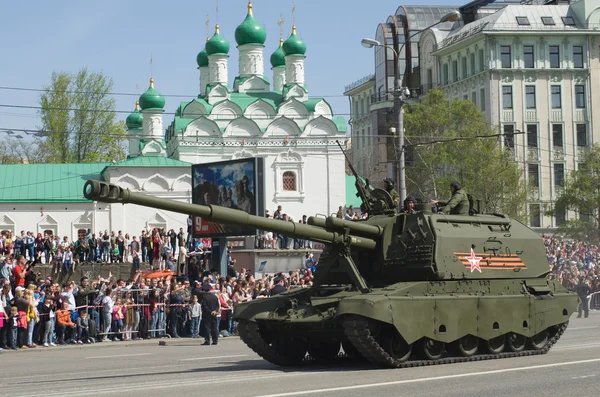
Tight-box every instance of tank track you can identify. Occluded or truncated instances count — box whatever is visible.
[342,315,568,368]
[238,317,568,368]
[237,320,305,366]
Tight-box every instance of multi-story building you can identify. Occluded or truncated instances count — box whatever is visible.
[343,75,379,179]
[345,5,460,184]
[419,0,600,230]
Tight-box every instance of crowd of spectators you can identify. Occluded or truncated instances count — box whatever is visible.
[0,241,319,352]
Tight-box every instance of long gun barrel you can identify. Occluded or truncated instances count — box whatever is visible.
[83,180,377,250]
[307,216,383,239]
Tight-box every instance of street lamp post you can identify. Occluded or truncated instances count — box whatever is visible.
[361,10,461,204]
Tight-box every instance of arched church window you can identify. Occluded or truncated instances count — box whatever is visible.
[282,171,296,191]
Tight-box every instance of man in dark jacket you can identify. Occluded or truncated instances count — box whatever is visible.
[576,278,591,318]
[200,284,220,345]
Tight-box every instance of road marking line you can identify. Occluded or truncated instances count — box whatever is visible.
[567,326,598,331]
[85,353,152,359]
[179,354,248,361]
[255,358,600,397]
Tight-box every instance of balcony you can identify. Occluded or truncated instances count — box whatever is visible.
[574,109,587,122]
[501,109,514,122]
[524,110,537,122]
[550,109,563,122]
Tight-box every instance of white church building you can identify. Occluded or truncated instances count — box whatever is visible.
[0,2,348,241]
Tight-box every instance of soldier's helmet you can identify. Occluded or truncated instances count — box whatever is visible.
[383,178,394,189]
[450,181,462,191]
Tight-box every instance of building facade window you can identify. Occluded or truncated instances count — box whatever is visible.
[470,52,476,75]
[529,204,541,228]
[502,86,513,108]
[528,163,539,187]
[503,124,515,148]
[575,85,585,108]
[500,45,511,68]
[462,57,467,78]
[525,85,536,109]
[480,88,486,111]
[552,124,563,148]
[443,64,449,85]
[573,45,584,68]
[478,49,484,72]
[282,171,296,191]
[516,16,530,25]
[527,124,538,147]
[576,124,588,147]
[555,206,566,226]
[471,91,476,105]
[554,163,565,187]
[549,45,560,68]
[523,45,534,68]
[541,17,555,26]
[551,85,561,109]
[452,60,458,81]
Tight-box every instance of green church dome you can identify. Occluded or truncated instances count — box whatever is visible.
[270,38,286,68]
[196,45,209,68]
[126,101,143,130]
[235,2,267,46]
[206,25,230,56]
[282,26,307,57]
[139,78,165,110]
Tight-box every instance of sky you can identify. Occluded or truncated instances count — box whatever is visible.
[0,0,458,139]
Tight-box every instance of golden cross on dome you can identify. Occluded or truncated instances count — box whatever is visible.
[216,0,219,24]
[278,13,285,39]
[292,0,296,26]
[149,52,153,79]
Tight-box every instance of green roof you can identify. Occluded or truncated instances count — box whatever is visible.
[0,163,109,203]
[333,117,348,133]
[345,175,363,208]
[110,156,190,168]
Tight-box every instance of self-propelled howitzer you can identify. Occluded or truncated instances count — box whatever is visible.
[83,179,578,369]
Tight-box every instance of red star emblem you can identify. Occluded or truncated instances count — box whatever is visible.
[465,248,482,273]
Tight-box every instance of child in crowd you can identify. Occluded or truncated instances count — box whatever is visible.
[40,296,56,347]
[189,294,201,338]
[7,306,20,350]
[76,310,90,344]
[111,298,124,341]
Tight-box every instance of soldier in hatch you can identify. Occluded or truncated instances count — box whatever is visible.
[430,181,469,215]
[402,196,417,214]
[383,178,400,207]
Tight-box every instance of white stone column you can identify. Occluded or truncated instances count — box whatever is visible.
[129,134,141,157]
[273,66,286,92]
[238,44,265,78]
[285,56,305,85]
[142,110,164,140]
[199,66,209,95]
[208,55,229,86]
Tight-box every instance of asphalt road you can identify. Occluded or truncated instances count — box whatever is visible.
[2,313,600,397]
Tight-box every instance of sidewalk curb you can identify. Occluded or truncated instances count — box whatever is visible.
[0,336,241,354]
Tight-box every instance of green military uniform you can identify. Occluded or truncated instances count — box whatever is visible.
[389,189,400,207]
[442,188,470,215]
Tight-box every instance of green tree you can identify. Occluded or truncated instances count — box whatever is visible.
[0,136,43,164]
[37,68,127,163]
[403,89,530,221]
[546,145,600,242]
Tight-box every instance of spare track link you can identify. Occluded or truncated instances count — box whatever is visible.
[342,315,568,369]
[237,320,304,366]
